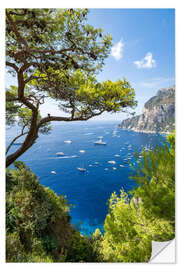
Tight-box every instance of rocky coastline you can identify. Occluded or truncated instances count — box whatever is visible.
[118,86,175,134]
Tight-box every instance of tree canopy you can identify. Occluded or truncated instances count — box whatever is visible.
[6,8,137,167]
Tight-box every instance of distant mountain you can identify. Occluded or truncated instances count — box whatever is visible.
[118,86,175,133]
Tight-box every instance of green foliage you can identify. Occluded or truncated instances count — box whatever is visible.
[6,9,137,166]
[75,76,137,115]
[97,132,175,262]
[6,8,112,75]
[6,86,20,125]
[97,191,152,262]
[130,132,175,236]
[65,230,102,262]
[6,162,72,262]
[6,162,102,262]
[6,86,51,135]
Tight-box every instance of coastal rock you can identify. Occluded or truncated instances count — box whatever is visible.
[119,86,175,133]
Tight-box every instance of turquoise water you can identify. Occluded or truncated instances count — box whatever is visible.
[6,121,166,235]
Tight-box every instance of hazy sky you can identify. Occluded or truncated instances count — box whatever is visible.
[6,8,175,121]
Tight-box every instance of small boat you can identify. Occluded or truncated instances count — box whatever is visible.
[119,164,125,167]
[77,167,86,172]
[89,164,93,167]
[56,152,64,156]
[108,160,116,164]
[79,150,86,153]
[51,171,56,174]
[104,168,108,171]
[64,140,72,144]
[94,161,99,165]
[114,154,120,157]
[94,137,106,145]
[112,167,117,170]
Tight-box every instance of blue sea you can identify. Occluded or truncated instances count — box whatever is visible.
[6,121,166,235]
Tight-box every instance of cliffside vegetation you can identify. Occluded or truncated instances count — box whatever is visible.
[6,132,175,262]
[93,131,175,262]
[6,162,101,262]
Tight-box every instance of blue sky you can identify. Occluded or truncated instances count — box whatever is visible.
[86,8,175,120]
[6,8,175,121]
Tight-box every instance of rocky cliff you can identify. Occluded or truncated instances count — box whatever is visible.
[119,86,175,133]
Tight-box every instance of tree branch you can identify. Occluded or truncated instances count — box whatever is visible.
[6,130,28,155]
[37,110,105,128]
[6,11,29,50]
[6,110,39,167]
[6,61,18,72]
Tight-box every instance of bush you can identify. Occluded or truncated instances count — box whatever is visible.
[6,161,102,262]
[6,162,72,262]
[65,229,102,262]
[97,131,175,262]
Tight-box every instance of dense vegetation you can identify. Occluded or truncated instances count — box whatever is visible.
[6,132,175,262]
[93,131,175,262]
[6,161,101,262]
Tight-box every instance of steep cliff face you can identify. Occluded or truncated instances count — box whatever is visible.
[119,86,175,133]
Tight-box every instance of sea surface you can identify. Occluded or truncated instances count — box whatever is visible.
[6,121,166,235]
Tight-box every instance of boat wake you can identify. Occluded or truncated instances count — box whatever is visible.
[84,132,94,136]
[49,155,78,159]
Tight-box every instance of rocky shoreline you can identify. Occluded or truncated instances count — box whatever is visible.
[118,86,175,134]
[118,127,170,135]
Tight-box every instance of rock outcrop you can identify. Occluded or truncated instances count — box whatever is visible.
[119,86,175,133]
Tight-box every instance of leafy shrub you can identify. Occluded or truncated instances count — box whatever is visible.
[96,131,175,262]
[6,161,102,262]
[65,230,102,262]
[6,162,72,262]
[96,191,152,262]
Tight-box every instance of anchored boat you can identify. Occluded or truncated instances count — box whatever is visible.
[94,136,107,145]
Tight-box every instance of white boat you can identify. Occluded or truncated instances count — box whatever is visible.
[112,167,117,170]
[119,164,125,167]
[114,154,120,157]
[77,167,86,172]
[79,150,86,153]
[51,171,56,174]
[94,137,107,145]
[89,164,93,167]
[64,140,72,144]
[56,152,64,156]
[108,160,116,164]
